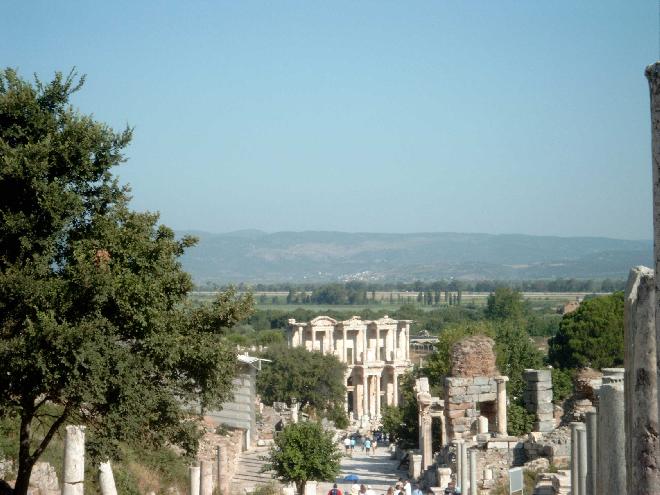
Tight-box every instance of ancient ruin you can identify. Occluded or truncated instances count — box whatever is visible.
[287,315,413,423]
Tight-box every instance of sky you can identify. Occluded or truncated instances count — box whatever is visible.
[2,1,658,240]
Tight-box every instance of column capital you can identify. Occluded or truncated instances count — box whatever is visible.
[570,421,585,431]
[494,375,509,383]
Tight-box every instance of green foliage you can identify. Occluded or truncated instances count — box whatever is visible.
[264,421,341,495]
[550,368,574,403]
[486,288,527,321]
[257,345,346,418]
[548,292,624,369]
[526,313,561,337]
[0,68,253,494]
[379,372,419,448]
[507,401,535,436]
[494,321,544,398]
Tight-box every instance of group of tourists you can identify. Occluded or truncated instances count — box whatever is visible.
[330,479,433,495]
[342,435,379,456]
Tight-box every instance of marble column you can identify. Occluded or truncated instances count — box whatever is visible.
[469,449,477,495]
[393,372,399,406]
[577,425,587,495]
[62,425,85,495]
[623,264,660,494]
[570,422,581,495]
[376,373,381,417]
[440,413,448,447]
[585,411,597,495]
[362,372,369,419]
[200,460,213,495]
[454,440,464,492]
[363,328,368,363]
[418,393,433,470]
[343,327,347,362]
[189,466,200,495]
[98,461,117,495]
[597,374,626,495]
[494,376,509,436]
[459,440,468,494]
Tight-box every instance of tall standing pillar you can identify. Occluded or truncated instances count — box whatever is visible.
[189,466,200,495]
[623,264,660,494]
[459,440,468,494]
[362,372,369,420]
[570,422,581,495]
[375,373,381,417]
[469,449,477,495]
[585,411,597,495]
[494,376,509,436]
[454,439,464,492]
[200,460,213,495]
[597,374,626,495]
[393,372,399,406]
[343,327,347,362]
[648,61,660,430]
[62,425,85,495]
[577,425,587,495]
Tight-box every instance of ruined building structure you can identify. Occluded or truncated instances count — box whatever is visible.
[287,315,412,421]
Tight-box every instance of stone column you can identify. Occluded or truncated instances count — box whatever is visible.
[215,446,222,495]
[597,374,626,495]
[440,413,448,447]
[98,461,117,495]
[494,376,509,436]
[189,466,200,495]
[362,372,369,420]
[418,392,433,470]
[437,467,452,490]
[62,425,85,495]
[454,439,464,492]
[218,444,229,495]
[393,372,399,406]
[570,422,581,495]
[469,449,477,495]
[343,327,347,362]
[200,460,213,495]
[648,60,660,426]
[624,265,660,494]
[577,425,587,495]
[376,373,381,417]
[363,328,368,363]
[459,440,468,494]
[585,411,597,495]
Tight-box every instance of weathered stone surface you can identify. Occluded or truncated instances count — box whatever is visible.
[525,381,553,391]
[534,402,555,414]
[448,386,467,396]
[450,336,498,377]
[533,420,555,432]
[478,392,496,402]
[597,383,626,495]
[623,264,660,495]
[473,376,489,386]
[63,425,85,495]
[523,369,552,382]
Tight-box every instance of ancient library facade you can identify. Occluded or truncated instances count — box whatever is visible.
[287,315,413,422]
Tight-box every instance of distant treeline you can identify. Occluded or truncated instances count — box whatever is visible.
[195,278,626,295]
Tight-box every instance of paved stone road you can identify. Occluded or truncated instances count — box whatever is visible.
[317,447,408,495]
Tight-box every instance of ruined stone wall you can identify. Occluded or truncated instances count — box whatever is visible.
[522,369,554,432]
[444,376,497,440]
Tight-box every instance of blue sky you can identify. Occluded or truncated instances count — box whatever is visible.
[2,1,657,239]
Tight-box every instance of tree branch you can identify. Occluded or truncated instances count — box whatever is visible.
[30,406,70,464]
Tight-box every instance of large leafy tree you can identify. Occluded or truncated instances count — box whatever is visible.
[264,421,341,495]
[257,345,346,423]
[0,69,253,495]
[548,292,624,369]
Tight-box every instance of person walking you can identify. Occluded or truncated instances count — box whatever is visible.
[411,484,422,495]
[344,437,351,455]
[372,438,378,454]
[403,480,411,495]
[328,484,343,495]
[364,438,372,456]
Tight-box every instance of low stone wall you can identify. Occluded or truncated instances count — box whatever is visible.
[444,377,497,440]
[523,427,571,467]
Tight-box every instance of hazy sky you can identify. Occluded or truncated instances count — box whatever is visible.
[2,1,657,239]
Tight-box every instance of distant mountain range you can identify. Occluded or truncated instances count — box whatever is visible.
[177,230,652,284]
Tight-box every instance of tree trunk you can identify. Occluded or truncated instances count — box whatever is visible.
[13,412,35,495]
[296,480,306,495]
